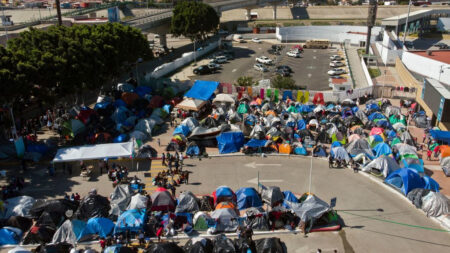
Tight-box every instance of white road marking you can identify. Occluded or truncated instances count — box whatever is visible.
[313,50,317,53]
[245,162,282,168]
[232,69,237,72]
[313,56,317,59]
[258,48,262,50]
[247,178,284,184]
[308,73,312,78]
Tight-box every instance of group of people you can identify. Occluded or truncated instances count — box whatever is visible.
[107,163,130,184]
[0,176,25,201]
[64,192,81,202]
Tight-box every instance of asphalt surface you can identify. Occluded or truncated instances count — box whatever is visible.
[175,156,450,253]
[190,41,335,91]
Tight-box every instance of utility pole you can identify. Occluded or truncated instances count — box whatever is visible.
[402,0,412,44]
[365,0,378,56]
[55,0,62,26]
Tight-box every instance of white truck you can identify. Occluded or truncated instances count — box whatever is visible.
[233,34,245,43]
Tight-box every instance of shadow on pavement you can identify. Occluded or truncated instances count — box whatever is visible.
[290,7,310,19]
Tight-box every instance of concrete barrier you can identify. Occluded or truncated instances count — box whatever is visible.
[361,57,374,87]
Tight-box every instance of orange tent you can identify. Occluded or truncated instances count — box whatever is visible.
[215,201,236,210]
[265,110,276,116]
[279,144,292,154]
[440,145,450,159]
[121,92,139,106]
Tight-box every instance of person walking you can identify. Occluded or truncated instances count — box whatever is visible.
[157,138,161,147]
[184,171,189,185]
[161,153,166,166]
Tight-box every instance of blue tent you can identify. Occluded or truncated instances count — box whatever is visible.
[282,91,293,100]
[326,104,335,111]
[184,80,219,101]
[352,106,359,113]
[373,143,392,158]
[113,134,129,143]
[385,168,425,195]
[297,105,312,113]
[186,145,200,156]
[114,209,147,234]
[331,141,342,148]
[112,106,130,124]
[215,186,234,199]
[401,159,424,174]
[294,146,307,155]
[422,176,440,192]
[245,115,257,126]
[245,139,268,148]
[0,227,21,246]
[376,119,391,129]
[313,146,327,157]
[114,99,127,108]
[216,132,245,154]
[236,187,262,210]
[162,104,171,114]
[94,101,111,110]
[368,112,385,121]
[282,191,299,208]
[135,86,152,97]
[297,119,306,130]
[386,130,397,140]
[430,130,450,144]
[366,103,380,111]
[79,218,114,239]
[173,125,190,137]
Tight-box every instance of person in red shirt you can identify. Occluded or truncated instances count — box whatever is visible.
[99,238,106,251]
[427,149,432,161]
[74,193,81,201]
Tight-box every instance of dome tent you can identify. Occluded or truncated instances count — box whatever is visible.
[385,168,425,195]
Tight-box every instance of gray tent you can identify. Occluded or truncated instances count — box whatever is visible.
[394,143,417,156]
[261,186,284,207]
[210,208,239,232]
[346,139,373,157]
[244,207,269,231]
[181,117,199,131]
[175,191,199,213]
[421,192,450,217]
[407,188,431,209]
[400,131,416,146]
[362,156,400,178]
[109,185,132,218]
[355,110,368,125]
[1,196,35,219]
[385,106,401,116]
[331,147,351,162]
[51,219,86,245]
[127,193,148,210]
[441,156,450,168]
[285,195,330,229]
[414,115,428,128]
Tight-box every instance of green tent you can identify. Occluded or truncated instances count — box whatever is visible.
[399,153,419,160]
[287,105,297,113]
[331,133,347,145]
[389,114,406,125]
[368,135,382,148]
[62,119,85,138]
[237,103,250,114]
[194,214,209,231]
[391,137,401,146]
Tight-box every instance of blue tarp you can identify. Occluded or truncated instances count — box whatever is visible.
[331,147,350,162]
[376,119,391,129]
[373,143,392,158]
[186,145,200,156]
[297,119,306,130]
[216,132,245,154]
[297,105,312,113]
[245,139,268,148]
[326,104,335,110]
[236,187,262,210]
[113,134,129,143]
[294,146,307,155]
[79,218,114,239]
[114,99,127,108]
[26,143,48,155]
[114,209,146,234]
[331,141,342,148]
[94,101,111,110]
[313,147,327,157]
[430,130,450,144]
[422,176,440,192]
[184,80,219,101]
[352,106,359,113]
[368,112,385,121]
[0,228,21,246]
[135,86,152,97]
[282,191,299,208]
[366,103,380,111]
[173,125,190,137]
[385,168,425,195]
[112,106,130,124]
[72,219,86,240]
[162,104,171,114]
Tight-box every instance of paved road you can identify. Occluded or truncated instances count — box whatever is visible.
[176,156,450,253]
[346,45,369,88]
[187,40,336,91]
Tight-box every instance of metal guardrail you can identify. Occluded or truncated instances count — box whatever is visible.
[130,12,172,27]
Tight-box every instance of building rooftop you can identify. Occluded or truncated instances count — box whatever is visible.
[412,50,450,65]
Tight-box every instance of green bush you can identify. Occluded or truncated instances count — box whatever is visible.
[368,68,381,78]
[235,76,256,87]
[271,75,297,89]
[311,21,331,26]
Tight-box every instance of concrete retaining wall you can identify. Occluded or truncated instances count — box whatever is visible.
[361,57,374,87]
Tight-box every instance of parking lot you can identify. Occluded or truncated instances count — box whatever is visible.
[187,40,347,91]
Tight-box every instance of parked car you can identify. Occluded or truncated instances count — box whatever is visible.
[330,61,345,67]
[287,51,301,58]
[210,56,227,64]
[404,41,414,48]
[276,65,293,73]
[276,68,290,77]
[327,68,346,75]
[272,45,284,51]
[291,45,303,52]
[268,49,281,55]
[254,63,268,72]
[193,65,214,75]
[252,38,262,43]
[208,63,221,71]
[256,56,273,65]
[330,55,343,61]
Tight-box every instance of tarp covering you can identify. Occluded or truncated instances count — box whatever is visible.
[421,192,450,217]
[331,147,350,162]
[175,191,199,213]
[53,142,134,162]
[430,130,450,144]
[255,238,284,253]
[362,155,400,178]
[236,187,262,210]
[216,132,245,154]
[407,188,430,208]
[51,219,86,245]
[75,194,110,221]
[175,98,207,111]
[0,227,21,246]
[346,139,373,157]
[109,185,132,218]
[184,80,219,101]
[0,196,35,219]
[385,168,425,195]
[245,139,268,148]
[373,142,392,158]
[286,194,330,223]
[127,194,148,210]
[261,186,284,206]
[79,217,114,239]
[114,209,146,234]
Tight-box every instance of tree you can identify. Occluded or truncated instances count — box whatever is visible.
[171,1,219,41]
[271,75,297,89]
[235,76,256,87]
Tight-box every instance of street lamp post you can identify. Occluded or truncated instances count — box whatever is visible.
[402,0,412,44]
[438,65,450,82]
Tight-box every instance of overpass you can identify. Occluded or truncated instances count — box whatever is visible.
[124,0,283,47]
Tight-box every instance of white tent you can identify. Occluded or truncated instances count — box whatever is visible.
[176,98,206,111]
[213,94,235,104]
[53,142,134,163]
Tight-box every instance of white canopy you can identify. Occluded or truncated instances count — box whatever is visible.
[213,94,235,104]
[176,98,206,111]
[53,142,134,163]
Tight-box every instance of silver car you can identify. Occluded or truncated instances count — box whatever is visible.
[254,63,268,72]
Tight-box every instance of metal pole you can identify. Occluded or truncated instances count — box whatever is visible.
[9,106,17,139]
[308,155,312,194]
[402,0,412,44]
[193,40,197,65]
[2,6,9,42]
[39,7,42,20]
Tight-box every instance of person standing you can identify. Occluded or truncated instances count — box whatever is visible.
[99,238,106,252]
[179,153,183,165]
[184,171,189,185]
[161,153,166,166]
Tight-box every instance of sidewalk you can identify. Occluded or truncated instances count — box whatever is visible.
[345,45,369,88]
